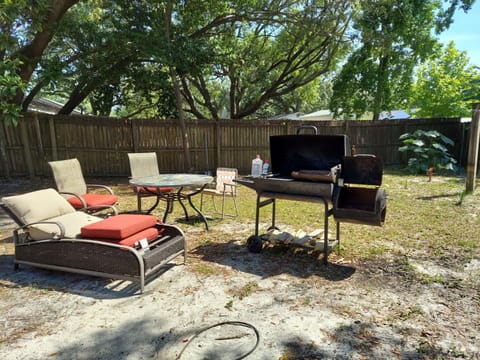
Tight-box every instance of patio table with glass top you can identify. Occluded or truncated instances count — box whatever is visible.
[129,174,214,230]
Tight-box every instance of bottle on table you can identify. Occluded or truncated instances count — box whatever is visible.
[262,160,270,175]
[251,154,263,177]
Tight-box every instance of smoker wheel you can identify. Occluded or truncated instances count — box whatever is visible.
[247,235,263,253]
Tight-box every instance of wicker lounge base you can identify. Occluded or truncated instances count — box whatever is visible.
[13,224,185,293]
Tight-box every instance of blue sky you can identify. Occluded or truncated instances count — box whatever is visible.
[439,1,480,67]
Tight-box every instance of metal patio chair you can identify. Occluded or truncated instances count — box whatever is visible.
[48,158,118,213]
[127,152,174,212]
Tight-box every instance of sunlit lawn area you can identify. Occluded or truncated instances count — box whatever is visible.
[1,167,478,276]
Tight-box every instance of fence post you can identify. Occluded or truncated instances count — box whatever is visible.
[215,119,220,169]
[130,119,139,153]
[19,119,35,179]
[0,122,10,179]
[33,112,45,158]
[466,103,480,192]
[48,116,58,160]
[343,120,349,135]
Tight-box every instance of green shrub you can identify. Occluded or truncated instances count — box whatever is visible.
[398,130,457,174]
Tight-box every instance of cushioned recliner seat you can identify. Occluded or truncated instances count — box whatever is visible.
[2,188,103,240]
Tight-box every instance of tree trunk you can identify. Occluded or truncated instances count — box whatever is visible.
[0,122,11,179]
[164,1,192,172]
[14,0,80,105]
[171,70,193,172]
[372,54,388,121]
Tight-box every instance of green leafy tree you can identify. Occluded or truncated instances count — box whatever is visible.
[0,0,79,119]
[0,59,24,125]
[179,0,352,119]
[462,72,480,103]
[411,41,478,118]
[29,0,352,121]
[263,78,334,118]
[330,0,475,121]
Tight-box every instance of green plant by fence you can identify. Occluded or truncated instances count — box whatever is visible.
[0,112,467,178]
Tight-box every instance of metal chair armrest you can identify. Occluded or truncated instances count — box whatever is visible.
[85,205,118,216]
[86,184,115,195]
[14,220,66,242]
[58,191,88,209]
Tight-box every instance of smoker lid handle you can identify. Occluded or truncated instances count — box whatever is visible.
[296,125,318,135]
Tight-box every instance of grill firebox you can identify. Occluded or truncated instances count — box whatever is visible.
[333,155,387,226]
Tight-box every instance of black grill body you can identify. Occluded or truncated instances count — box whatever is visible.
[237,128,387,262]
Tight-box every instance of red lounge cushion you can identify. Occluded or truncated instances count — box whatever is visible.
[81,214,158,240]
[101,227,159,248]
[137,186,174,194]
[68,193,119,209]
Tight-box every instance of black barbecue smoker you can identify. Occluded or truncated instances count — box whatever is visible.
[236,126,387,264]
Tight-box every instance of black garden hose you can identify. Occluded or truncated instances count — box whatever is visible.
[175,321,260,360]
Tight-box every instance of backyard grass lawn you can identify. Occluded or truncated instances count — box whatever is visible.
[184,168,479,269]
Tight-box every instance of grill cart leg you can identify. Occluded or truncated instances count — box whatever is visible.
[322,198,329,264]
[254,193,262,237]
[321,209,341,264]
[254,193,279,237]
[336,221,341,247]
[269,197,277,232]
[248,192,279,253]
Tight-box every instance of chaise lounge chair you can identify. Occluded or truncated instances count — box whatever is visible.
[1,188,186,293]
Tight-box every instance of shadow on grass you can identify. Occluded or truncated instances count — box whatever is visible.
[416,193,458,201]
[17,317,259,360]
[38,317,184,360]
[191,240,355,282]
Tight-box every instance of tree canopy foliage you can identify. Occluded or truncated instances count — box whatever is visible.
[330,0,475,121]
[1,0,477,123]
[2,0,353,120]
[1,0,79,123]
[411,41,478,118]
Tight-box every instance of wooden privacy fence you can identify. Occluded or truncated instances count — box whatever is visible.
[0,112,468,178]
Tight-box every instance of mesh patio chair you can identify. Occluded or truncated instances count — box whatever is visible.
[48,158,118,213]
[200,167,238,219]
[127,152,174,212]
